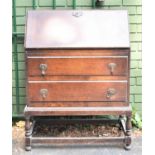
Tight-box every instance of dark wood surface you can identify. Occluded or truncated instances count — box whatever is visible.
[24,10,131,150]
[28,82,127,102]
[25,10,130,48]
[24,106,132,116]
[26,49,129,109]
[27,49,129,56]
[25,48,131,150]
[29,102,127,107]
[27,57,128,76]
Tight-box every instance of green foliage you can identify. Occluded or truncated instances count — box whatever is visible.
[132,107,142,129]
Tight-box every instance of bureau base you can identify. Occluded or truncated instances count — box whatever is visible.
[24,106,132,151]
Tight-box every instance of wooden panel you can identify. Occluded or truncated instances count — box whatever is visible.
[27,57,128,76]
[27,49,129,56]
[28,81,127,102]
[29,101,128,107]
[28,75,128,82]
[24,106,132,116]
[25,10,130,48]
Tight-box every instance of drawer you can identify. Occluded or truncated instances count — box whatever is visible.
[27,56,128,76]
[28,81,127,102]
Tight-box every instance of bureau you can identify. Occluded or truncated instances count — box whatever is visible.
[24,10,132,151]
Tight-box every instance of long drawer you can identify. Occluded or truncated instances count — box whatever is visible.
[28,81,127,102]
[27,56,128,76]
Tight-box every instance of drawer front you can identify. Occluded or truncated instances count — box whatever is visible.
[28,81,127,102]
[27,56,128,76]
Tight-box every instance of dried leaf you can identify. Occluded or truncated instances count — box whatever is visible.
[16,121,25,128]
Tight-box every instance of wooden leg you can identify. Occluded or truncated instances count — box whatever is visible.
[124,115,132,150]
[119,115,125,132]
[25,116,31,151]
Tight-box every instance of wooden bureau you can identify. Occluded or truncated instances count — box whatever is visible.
[24,10,132,151]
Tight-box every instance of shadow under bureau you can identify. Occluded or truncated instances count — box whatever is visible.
[24,10,132,151]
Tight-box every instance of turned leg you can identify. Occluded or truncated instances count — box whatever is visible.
[119,115,125,131]
[25,116,31,151]
[124,115,132,150]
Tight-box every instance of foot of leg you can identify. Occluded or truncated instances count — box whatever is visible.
[124,115,132,150]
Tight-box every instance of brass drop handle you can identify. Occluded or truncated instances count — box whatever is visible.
[40,89,48,99]
[108,63,117,74]
[39,64,47,76]
[106,88,116,99]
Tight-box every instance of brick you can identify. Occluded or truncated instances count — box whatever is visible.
[133,103,142,111]
[12,71,15,79]
[12,104,26,115]
[137,43,142,50]
[104,0,122,6]
[130,42,139,51]
[131,103,135,108]
[135,95,142,102]
[130,95,134,103]
[12,96,26,104]
[12,70,25,80]
[130,42,142,51]
[137,6,142,14]
[76,0,92,6]
[12,88,26,96]
[18,71,26,80]
[39,0,53,6]
[12,62,15,70]
[16,8,26,16]
[16,25,25,32]
[127,7,137,15]
[12,105,17,115]
[16,16,26,25]
[37,7,54,10]
[56,0,69,7]
[130,24,137,33]
[128,16,138,24]
[131,52,142,60]
[18,53,25,61]
[17,44,24,52]
[130,78,136,85]
[136,77,142,85]
[12,80,26,88]
[130,86,142,94]
[16,0,33,7]
[130,69,142,77]
[137,24,142,32]
[129,15,142,24]
[129,24,141,33]
[130,33,142,42]
[123,0,142,6]
[18,62,25,70]
[138,61,142,68]
[130,60,138,69]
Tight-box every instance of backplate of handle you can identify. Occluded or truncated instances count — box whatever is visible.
[39,64,47,76]
[40,89,48,99]
[106,88,116,99]
[108,63,117,74]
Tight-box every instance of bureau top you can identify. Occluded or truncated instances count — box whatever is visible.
[25,10,130,49]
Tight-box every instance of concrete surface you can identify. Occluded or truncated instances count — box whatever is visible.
[13,137,142,155]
